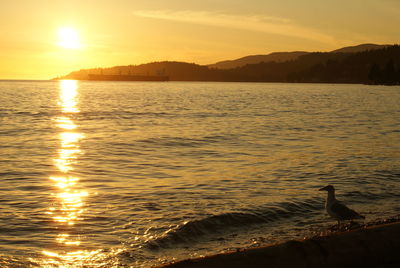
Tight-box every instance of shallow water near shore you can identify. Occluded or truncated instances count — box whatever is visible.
[1,80,400,267]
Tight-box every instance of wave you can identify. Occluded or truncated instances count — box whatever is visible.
[0,111,56,117]
[144,198,323,249]
[77,111,172,120]
[136,135,230,148]
[144,184,400,250]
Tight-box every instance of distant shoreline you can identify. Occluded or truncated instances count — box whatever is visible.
[2,79,400,87]
[54,45,400,86]
[0,79,52,82]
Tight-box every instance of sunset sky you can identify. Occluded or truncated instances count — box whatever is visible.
[1,0,399,79]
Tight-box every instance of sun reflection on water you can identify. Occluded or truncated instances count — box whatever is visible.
[42,80,102,265]
[55,116,77,130]
[59,80,79,113]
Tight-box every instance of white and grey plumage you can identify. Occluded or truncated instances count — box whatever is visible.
[319,185,365,225]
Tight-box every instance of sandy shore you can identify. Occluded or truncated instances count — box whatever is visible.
[160,220,400,268]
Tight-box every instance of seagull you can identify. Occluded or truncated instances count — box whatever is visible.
[319,185,365,225]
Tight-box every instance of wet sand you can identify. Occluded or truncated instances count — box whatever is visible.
[160,219,400,268]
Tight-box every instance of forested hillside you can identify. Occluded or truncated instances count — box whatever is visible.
[57,45,400,85]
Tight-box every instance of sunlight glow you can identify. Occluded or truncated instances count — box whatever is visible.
[39,247,125,267]
[41,249,105,266]
[51,81,87,225]
[55,117,77,130]
[56,234,81,246]
[60,132,84,148]
[54,148,82,173]
[50,176,79,189]
[51,189,88,225]
[59,80,79,113]
[58,27,81,49]
[41,79,100,267]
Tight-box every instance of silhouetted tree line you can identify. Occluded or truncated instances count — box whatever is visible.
[285,45,400,85]
[368,60,400,85]
[229,45,400,84]
[59,45,400,85]
[62,62,247,82]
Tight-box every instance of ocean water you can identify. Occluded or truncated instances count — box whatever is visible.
[1,80,400,267]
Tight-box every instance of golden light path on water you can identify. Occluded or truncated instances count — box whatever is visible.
[40,80,113,266]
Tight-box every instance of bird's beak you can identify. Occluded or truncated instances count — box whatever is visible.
[319,186,327,191]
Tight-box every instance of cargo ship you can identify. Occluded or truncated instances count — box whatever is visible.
[87,74,169,81]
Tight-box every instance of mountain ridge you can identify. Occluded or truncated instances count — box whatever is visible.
[330,43,390,53]
[208,51,309,69]
[208,43,389,69]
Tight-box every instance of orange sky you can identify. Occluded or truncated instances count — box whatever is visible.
[1,0,399,79]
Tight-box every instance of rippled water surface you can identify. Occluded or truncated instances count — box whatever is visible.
[1,80,400,267]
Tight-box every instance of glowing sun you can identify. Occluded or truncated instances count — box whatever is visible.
[58,27,81,49]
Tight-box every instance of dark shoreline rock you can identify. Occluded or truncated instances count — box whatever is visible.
[160,220,400,268]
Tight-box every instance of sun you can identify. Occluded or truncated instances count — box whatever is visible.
[58,27,81,49]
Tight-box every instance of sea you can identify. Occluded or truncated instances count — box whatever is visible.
[1,80,400,267]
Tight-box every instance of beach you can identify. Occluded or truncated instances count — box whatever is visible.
[162,219,400,268]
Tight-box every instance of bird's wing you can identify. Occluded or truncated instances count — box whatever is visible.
[331,201,364,220]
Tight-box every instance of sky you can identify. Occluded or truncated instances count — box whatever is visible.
[1,0,399,79]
